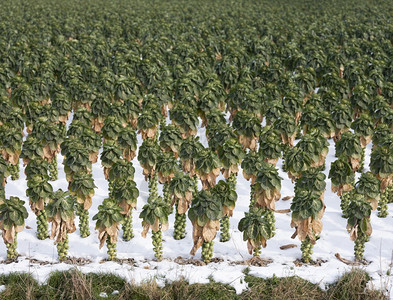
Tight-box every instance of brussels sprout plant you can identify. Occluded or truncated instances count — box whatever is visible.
[46,190,76,261]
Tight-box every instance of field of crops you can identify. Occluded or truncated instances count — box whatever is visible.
[0,0,393,294]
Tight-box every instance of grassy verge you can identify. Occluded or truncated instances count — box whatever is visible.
[0,268,387,299]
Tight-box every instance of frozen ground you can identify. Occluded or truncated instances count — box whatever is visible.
[2,123,393,297]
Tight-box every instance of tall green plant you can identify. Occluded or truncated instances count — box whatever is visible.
[93,199,124,260]
[0,197,28,260]
[346,193,372,262]
[111,179,139,241]
[290,190,324,263]
[26,174,52,239]
[140,196,170,261]
[46,190,76,261]
[188,190,222,263]
[69,172,96,237]
[169,172,194,240]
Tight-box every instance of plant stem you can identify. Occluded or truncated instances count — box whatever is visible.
[378,189,388,218]
[163,182,171,207]
[358,147,365,173]
[108,181,114,196]
[354,230,367,261]
[173,204,186,240]
[57,234,69,261]
[36,209,49,240]
[152,227,163,261]
[148,174,158,198]
[9,163,19,181]
[48,159,58,181]
[220,215,230,242]
[264,208,276,237]
[387,185,393,204]
[201,241,214,263]
[340,190,351,218]
[193,175,198,194]
[301,236,313,263]
[6,233,18,260]
[106,236,117,260]
[122,213,134,241]
[77,203,90,237]
[249,184,256,209]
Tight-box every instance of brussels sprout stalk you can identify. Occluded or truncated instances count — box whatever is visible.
[174,204,186,240]
[253,245,261,257]
[122,214,134,241]
[163,182,171,208]
[152,225,163,261]
[220,216,230,242]
[340,191,351,219]
[48,159,58,181]
[106,236,117,261]
[201,241,214,263]
[249,184,256,208]
[36,209,49,240]
[77,203,90,238]
[148,174,158,198]
[387,185,393,204]
[193,175,198,194]
[5,233,18,260]
[227,173,237,190]
[9,163,19,181]
[301,236,314,263]
[265,209,276,237]
[378,190,388,218]
[354,230,368,261]
[57,234,69,261]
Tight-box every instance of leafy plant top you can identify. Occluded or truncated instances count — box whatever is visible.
[217,138,245,178]
[46,189,76,243]
[188,190,222,255]
[346,193,372,241]
[140,196,170,235]
[294,170,326,197]
[355,172,380,210]
[238,207,274,253]
[0,196,28,243]
[212,180,237,216]
[93,198,124,248]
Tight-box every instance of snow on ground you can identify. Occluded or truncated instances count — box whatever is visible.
[2,124,393,297]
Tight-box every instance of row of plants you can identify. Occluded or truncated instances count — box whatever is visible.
[0,116,390,264]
